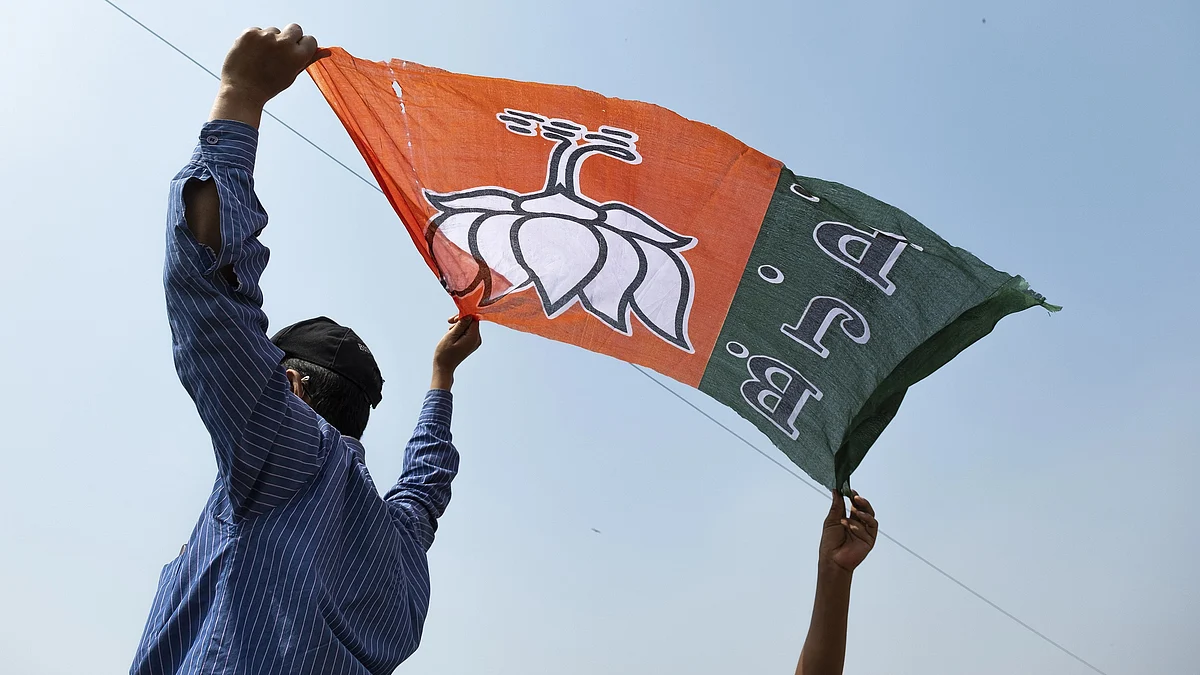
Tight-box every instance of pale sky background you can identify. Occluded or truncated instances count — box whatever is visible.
[1,1,1197,674]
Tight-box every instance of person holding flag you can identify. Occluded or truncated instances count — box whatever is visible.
[131,24,481,674]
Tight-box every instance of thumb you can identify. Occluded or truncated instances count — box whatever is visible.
[463,316,481,341]
[448,315,475,339]
[309,47,332,64]
[826,490,846,525]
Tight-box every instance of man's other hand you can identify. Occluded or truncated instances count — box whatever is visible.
[819,490,878,575]
[210,24,319,127]
[431,316,483,391]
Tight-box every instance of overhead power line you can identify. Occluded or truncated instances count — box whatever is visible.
[100,3,1111,674]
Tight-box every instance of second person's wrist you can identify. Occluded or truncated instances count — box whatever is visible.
[816,560,855,585]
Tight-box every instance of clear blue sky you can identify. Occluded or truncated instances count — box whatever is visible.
[1,1,1196,673]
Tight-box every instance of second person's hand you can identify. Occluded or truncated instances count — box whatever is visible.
[819,490,878,576]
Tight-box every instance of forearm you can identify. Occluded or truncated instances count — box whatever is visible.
[384,390,459,550]
[166,121,272,377]
[795,566,853,675]
[184,87,267,257]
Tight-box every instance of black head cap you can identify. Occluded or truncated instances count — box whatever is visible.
[270,317,384,408]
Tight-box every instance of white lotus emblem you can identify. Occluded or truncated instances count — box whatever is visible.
[425,109,697,352]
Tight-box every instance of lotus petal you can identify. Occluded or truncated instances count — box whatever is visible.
[432,211,480,254]
[630,240,693,351]
[581,228,643,331]
[429,235,481,294]
[471,213,528,301]
[515,216,604,314]
[428,211,485,294]
[602,204,690,246]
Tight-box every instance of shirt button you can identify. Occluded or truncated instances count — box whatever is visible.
[205,135,219,145]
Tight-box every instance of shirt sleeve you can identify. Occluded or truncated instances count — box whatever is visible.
[164,120,325,519]
[384,390,460,551]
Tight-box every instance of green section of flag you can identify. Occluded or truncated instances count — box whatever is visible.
[698,168,1054,490]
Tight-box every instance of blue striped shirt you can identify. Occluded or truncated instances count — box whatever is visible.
[131,120,459,675]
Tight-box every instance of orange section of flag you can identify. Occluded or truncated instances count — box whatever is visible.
[309,47,781,386]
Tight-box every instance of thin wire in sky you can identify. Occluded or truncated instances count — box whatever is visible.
[100,3,1111,674]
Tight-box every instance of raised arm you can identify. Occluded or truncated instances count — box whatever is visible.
[794,491,878,675]
[385,317,483,549]
[183,25,316,254]
[165,26,325,518]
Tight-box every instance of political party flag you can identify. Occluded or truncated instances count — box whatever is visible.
[308,47,1057,491]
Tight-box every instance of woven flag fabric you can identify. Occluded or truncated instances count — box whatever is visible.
[308,47,1056,491]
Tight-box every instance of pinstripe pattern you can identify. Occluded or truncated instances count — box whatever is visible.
[131,121,459,675]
